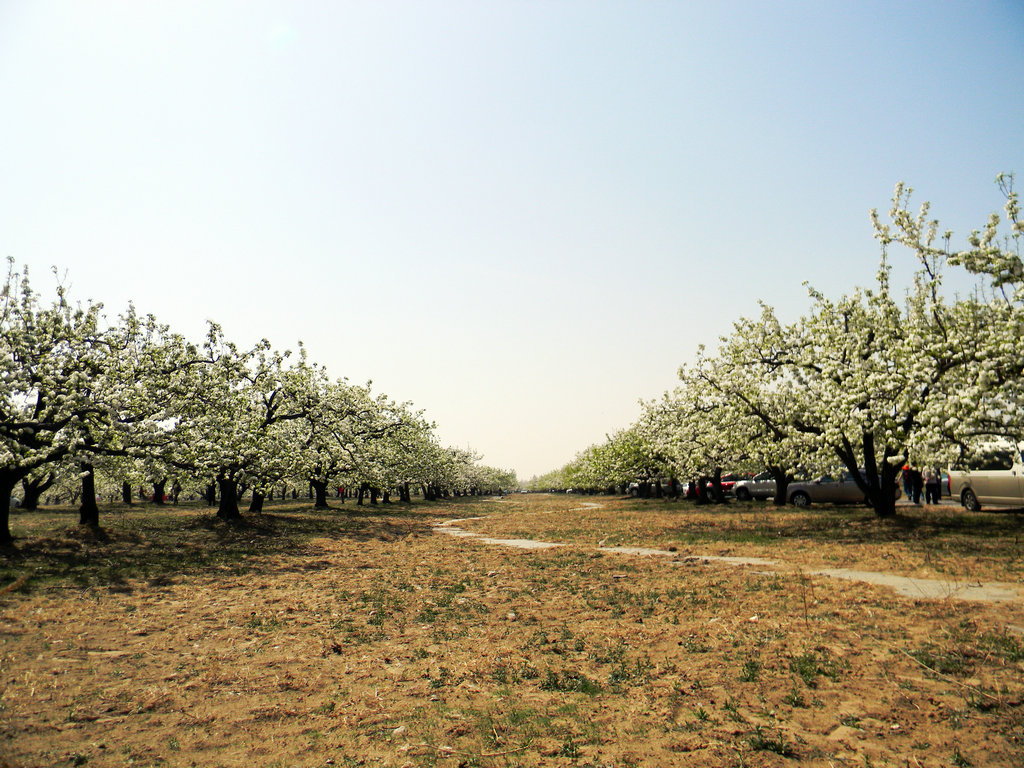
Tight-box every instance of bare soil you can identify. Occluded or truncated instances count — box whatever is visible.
[2,495,1023,767]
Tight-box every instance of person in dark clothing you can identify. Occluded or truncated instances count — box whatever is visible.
[924,467,941,504]
[907,466,924,504]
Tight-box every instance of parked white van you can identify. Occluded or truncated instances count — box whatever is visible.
[948,445,1024,511]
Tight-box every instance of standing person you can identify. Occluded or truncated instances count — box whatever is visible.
[909,466,924,505]
[924,468,941,504]
[902,463,913,499]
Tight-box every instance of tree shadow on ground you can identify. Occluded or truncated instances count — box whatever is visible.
[0,499,489,594]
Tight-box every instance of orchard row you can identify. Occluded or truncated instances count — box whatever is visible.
[0,266,515,544]
[538,175,1024,517]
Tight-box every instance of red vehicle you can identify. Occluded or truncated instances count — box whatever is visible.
[716,474,741,495]
[685,474,740,497]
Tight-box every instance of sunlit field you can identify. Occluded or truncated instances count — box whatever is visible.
[2,494,1023,767]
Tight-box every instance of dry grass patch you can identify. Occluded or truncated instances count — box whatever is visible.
[1,495,1023,767]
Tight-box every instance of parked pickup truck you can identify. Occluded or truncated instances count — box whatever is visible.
[948,446,1024,511]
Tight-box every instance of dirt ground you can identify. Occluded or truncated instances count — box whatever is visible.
[2,494,1023,767]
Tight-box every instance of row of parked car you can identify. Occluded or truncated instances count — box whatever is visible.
[736,450,1024,511]
[730,471,909,507]
[628,444,1024,510]
[629,473,902,507]
[628,473,897,506]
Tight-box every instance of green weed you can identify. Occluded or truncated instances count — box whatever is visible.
[722,698,744,722]
[789,650,839,687]
[978,631,1024,662]
[245,614,283,631]
[739,659,761,682]
[748,725,794,757]
[559,739,581,758]
[952,746,972,767]
[782,686,806,707]
[908,645,968,677]
[608,654,653,690]
[682,636,709,653]
[428,667,452,689]
[540,669,602,695]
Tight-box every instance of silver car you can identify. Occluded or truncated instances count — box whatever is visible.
[733,472,777,501]
[788,471,901,507]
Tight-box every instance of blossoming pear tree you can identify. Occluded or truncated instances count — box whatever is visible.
[667,311,820,504]
[0,261,112,544]
[876,175,1024,457]
[168,325,323,519]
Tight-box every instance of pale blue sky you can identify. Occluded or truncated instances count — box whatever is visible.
[1,1,1021,478]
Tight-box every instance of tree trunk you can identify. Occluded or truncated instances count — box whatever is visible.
[357,485,365,505]
[21,471,56,511]
[369,486,379,505]
[836,434,898,518]
[311,479,329,509]
[866,457,900,518]
[769,466,791,506]
[696,477,711,505]
[205,482,217,507]
[79,462,100,527]
[153,478,167,505]
[874,477,898,517]
[121,481,133,505]
[0,472,19,546]
[249,490,265,513]
[709,467,726,503]
[217,475,241,520]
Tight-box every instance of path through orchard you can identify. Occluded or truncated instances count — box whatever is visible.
[434,500,1024,605]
